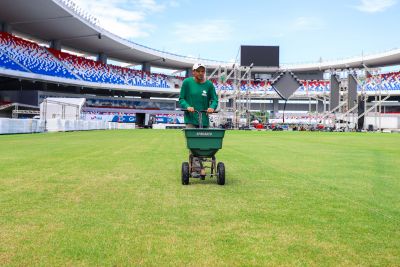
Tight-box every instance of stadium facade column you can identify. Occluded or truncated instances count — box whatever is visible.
[97,53,108,64]
[50,40,62,50]
[142,63,151,72]
[1,22,12,33]
[185,68,192,78]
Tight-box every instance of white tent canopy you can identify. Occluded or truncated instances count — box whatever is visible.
[40,97,86,120]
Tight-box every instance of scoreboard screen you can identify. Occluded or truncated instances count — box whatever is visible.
[240,45,279,67]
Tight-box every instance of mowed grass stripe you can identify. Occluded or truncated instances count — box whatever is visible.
[0,130,399,266]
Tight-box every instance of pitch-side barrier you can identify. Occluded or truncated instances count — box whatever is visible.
[0,119,135,134]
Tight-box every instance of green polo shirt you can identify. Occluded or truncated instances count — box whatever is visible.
[179,77,218,127]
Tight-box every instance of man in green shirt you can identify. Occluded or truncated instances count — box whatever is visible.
[179,63,218,128]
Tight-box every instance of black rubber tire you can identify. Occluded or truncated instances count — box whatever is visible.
[217,162,225,185]
[182,162,190,185]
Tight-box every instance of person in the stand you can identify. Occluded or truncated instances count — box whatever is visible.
[179,63,218,128]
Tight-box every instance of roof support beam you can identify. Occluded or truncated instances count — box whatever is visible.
[50,39,61,50]
[58,33,101,41]
[1,22,12,33]
[9,15,73,25]
[97,53,107,64]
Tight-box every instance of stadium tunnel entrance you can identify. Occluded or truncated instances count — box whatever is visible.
[136,113,145,128]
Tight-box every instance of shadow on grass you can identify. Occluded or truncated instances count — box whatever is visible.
[184,176,237,186]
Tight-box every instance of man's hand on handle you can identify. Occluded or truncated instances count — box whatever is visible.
[185,107,214,113]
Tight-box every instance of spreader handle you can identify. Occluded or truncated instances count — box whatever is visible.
[179,109,217,128]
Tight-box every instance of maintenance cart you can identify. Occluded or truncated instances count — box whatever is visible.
[181,110,226,185]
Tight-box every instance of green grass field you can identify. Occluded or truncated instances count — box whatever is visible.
[1,130,399,266]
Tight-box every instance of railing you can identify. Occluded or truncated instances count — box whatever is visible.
[53,0,100,26]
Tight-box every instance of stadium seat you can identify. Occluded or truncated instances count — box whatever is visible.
[48,48,170,88]
[0,32,77,79]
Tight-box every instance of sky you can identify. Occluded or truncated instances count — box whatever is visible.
[72,0,400,65]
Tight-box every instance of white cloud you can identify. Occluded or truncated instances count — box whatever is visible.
[291,17,324,31]
[168,0,180,7]
[173,20,233,43]
[71,0,165,38]
[137,0,165,12]
[355,0,397,13]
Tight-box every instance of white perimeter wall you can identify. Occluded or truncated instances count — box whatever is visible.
[365,114,400,129]
[0,119,135,134]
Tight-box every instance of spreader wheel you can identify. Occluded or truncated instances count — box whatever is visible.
[181,162,190,185]
[217,162,225,185]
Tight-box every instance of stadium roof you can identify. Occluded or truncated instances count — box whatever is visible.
[1,0,400,73]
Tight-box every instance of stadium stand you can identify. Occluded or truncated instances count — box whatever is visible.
[48,48,170,87]
[0,31,171,88]
[2,31,400,96]
[212,80,275,94]
[48,48,170,88]
[48,48,125,84]
[0,48,27,72]
[0,32,77,79]
[240,81,272,92]
[212,79,234,92]
[301,80,330,94]
[355,71,400,92]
